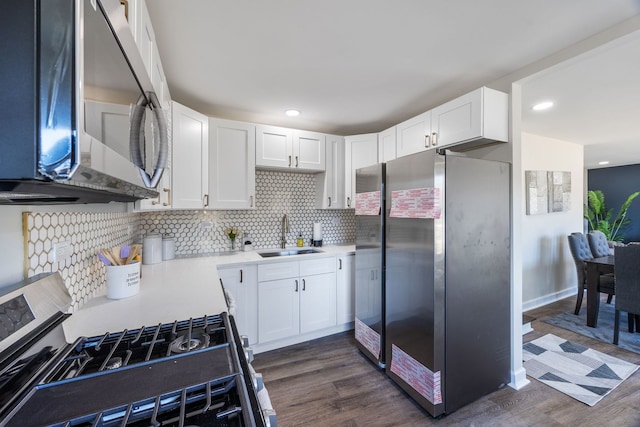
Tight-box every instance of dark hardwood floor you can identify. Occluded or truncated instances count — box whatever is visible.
[252,296,640,426]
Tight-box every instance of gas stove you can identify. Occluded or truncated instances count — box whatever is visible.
[0,273,274,427]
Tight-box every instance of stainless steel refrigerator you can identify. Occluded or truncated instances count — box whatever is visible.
[384,149,510,417]
[354,163,386,368]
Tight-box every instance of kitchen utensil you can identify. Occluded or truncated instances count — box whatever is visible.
[120,245,131,259]
[125,244,142,265]
[111,247,122,265]
[97,252,112,266]
[99,249,119,266]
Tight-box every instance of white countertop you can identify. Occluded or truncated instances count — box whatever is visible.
[62,245,354,342]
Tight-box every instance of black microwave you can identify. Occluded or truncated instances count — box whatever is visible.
[0,0,167,204]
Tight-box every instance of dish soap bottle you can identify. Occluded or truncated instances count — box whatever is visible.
[297,233,304,247]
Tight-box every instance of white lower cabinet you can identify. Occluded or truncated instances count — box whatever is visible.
[336,254,355,324]
[258,258,336,344]
[217,265,258,345]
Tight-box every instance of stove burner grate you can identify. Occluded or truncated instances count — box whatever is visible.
[169,333,211,354]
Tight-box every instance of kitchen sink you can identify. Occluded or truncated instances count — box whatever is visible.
[258,248,323,258]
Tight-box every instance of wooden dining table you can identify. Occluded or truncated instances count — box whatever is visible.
[585,255,615,327]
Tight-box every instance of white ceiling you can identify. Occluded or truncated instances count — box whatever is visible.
[146,0,640,164]
[521,29,640,169]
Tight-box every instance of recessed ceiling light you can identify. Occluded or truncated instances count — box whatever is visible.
[532,101,554,111]
[598,161,610,165]
[285,109,301,117]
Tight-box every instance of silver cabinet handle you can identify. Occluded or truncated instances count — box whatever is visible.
[240,269,243,283]
[302,278,306,291]
[371,270,374,280]
[347,197,351,208]
[250,195,254,207]
[295,156,299,167]
[288,155,292,167]
[424,134,430,148]
[295,279,298,292]
[338,258,342,270]
[328,196,332,207]
[432,132,438,146]
[162,188,171,206]
[203,194,209,207]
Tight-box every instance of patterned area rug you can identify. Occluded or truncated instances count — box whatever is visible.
[523,334,638,406]
[543,302,640,354]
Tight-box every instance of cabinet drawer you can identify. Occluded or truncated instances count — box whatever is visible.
[258,261,299,282]
[300,257,335,276]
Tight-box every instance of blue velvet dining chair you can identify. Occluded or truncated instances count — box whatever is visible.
[613,245,640,344]
[567,232,615,315]
[587,230,613,258]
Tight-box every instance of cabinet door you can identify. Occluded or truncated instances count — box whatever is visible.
[300,272,337,334]
[256,125,293,169]
[209,119,256,209]
[315,135,344,209]
[218,265,258,345]
[258,278,300,343]
[396,111,431,157]
[84,100,130,160]
[171,102,209,209]
[378,126,397,162]
[135,168,172,210]
[344,134,378,208]
[336,254,355,324]
[293,131,325,171]
[431,87,508,148]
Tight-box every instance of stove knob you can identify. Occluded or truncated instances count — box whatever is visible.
[253,372,264,391]
[240,335,250,348]
[244,347,254,363]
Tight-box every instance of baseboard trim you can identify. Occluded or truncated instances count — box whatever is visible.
[253,322,354,354]
[509,367,530,390]
[522,322,534,335]
[523,287,576,312]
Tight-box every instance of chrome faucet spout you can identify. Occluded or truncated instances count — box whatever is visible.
[281,214,290,249]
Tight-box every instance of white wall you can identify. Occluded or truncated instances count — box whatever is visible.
[0,206,27,286]
[521,133,584,310]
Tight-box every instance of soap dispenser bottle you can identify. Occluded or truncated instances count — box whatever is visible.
[296,233,304,247]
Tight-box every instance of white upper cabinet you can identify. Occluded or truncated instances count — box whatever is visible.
[315,135,345,209]
[430,86,508,149]
[256,125,325,172]
[344,133,378,208]
[396,111,432,157]
[128,0,170,108]
[294,130,325,171]
[255,125,292,169]
[171,102,209,209]
[378,125,397,162]
[209,119,256,209]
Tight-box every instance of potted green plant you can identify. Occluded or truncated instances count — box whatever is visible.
[584,190,640,242]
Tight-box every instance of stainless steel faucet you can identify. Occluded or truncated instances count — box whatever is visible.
[281,214,290,249]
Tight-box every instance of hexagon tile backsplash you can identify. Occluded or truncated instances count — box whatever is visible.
[24,171,355,310]
[23,211,139,310]
[139,171,355,254]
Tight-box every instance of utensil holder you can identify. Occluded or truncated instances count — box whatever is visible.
[106,262,140,299]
